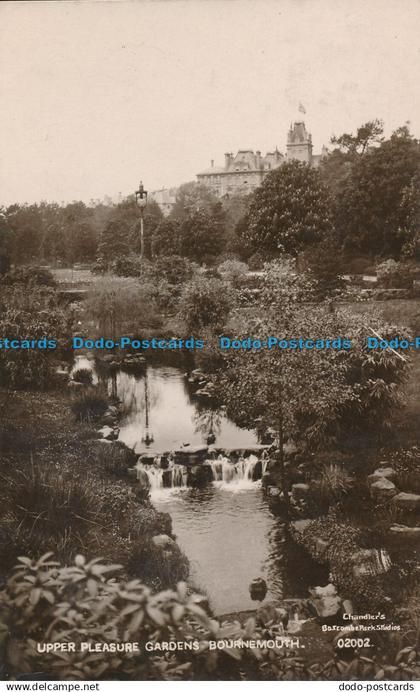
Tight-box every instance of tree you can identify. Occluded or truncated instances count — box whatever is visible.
[179,209,225,264]
[242,161,333,256]
[217,261,409,512]
[326,123,420,257]
[0,212,12,274]
[169,181,221,222]
[151,219,180,256]
[331,119,384,155]
[85,277,162,337]
[97,220,131,266]
[179,277,233,332]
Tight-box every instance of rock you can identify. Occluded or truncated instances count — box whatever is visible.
[98,426,115,441]
[390,524,420,537]
[256,604,289,628]
[367,467,396,485]
[314,538,330,557]
[261,472,273,488]
[249,577,267,602]
[392,492,420,511]
[308,583,341,621]
[137,468,151,493]
[152,534,176,549]
[351,549,391,577]
[291,519,312,535]
[369,478,398,502]
[102,412,117,425]
[342,599,354,616]
[188,464,213,487]
[291,483,310,500]
[175,445,208,464]
[268,486,281,498]
[68,380,84,389]
[138,454,155,465]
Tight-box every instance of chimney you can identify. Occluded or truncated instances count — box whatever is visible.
[224,152,231,168]
[211,159,214,167]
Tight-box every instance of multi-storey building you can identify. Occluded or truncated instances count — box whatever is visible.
[196,121,327,197]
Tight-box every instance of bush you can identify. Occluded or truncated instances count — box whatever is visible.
[310,463,354,508]
[1,266,56,287]
[152,255,196,285]
[179,277,233,332]
[1,553,418,681]
[0,462,100,566]
[0,286,70,389]
[294,512,402,612]
[85,276,162,336]
[71,387,108,421]
[376,260,419,289]
[72,368,93,385]
[89,440,137,477]
[217,259,248,287]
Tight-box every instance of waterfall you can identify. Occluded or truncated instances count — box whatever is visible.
[137,457,188,491]
[137,454,268,494]
[139,464,164,490]
[206,454,267,489]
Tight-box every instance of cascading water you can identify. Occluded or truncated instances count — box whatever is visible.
[137,457,188,491]
[207,454,268,489]
[138,453,269,494]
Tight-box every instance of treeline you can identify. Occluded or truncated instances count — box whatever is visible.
[1,120,419,274]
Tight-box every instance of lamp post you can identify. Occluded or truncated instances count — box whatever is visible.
[135,181,148,259]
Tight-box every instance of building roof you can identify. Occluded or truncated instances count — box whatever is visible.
[197,166,225,176]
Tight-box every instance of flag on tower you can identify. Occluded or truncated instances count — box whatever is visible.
[298,102,306,114]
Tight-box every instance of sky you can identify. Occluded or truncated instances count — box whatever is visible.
[1,0,420,206]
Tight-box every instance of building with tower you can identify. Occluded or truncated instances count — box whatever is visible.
[196,121,327,198]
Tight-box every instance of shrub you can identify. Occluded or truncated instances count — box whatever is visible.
[85,276,162,336]
[128,536,189,589]
[376,259,418,289]
[217,259,248,287]
[310,463,354,508]
[152,255,196,285]
[0,462,100,566]
[0,286,70,389]
[72,367,93,385]
[71,387,108,421]
[0,266,56,287]
[1,553,418,681]
[89,440,137,477]
[179,277,233,332]
[294,512,402,612]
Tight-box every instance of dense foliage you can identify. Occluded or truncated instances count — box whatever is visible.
[242,161,333,256]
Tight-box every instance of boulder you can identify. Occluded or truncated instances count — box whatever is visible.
[308,584,341,621]
[390,524,420,538]
[369,478,398,502]
[351,549,391,577]
[98,426,116,441]
[367,467,396,485]
[152,534,176,550]
[314,538,330,557]
[291,483,310,500]
[392,492,420,512]
[68,380,84,389]
[137,468,151,493]
[291,519,312,535]
[249,577,267,602]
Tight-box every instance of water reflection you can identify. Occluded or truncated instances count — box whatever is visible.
[115,365,257,454]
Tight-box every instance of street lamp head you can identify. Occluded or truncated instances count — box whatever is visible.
[135,180,148,209]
